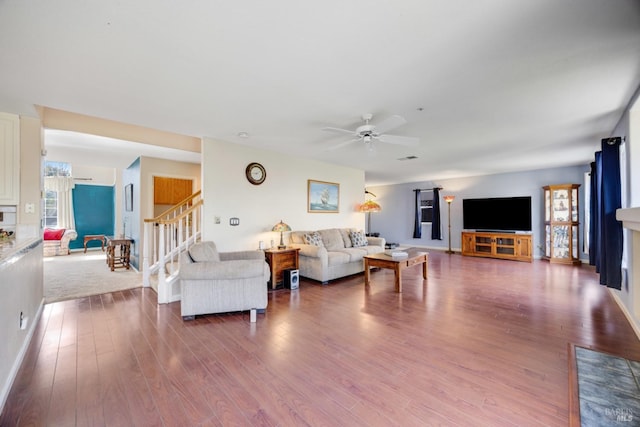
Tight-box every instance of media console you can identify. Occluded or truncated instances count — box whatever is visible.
[461,231,532,262]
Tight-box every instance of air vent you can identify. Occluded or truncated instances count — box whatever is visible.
[397,156,418,161]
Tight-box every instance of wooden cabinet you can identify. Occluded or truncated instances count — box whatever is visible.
[461,231,532,262]
[543,184,580,265]
[0,113,19,204]
[264,248,300,289]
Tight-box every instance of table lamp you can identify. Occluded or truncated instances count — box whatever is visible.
[272,220,291,249]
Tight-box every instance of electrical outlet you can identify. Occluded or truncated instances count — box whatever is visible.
[214,216,221,224]
[19,311,23,329]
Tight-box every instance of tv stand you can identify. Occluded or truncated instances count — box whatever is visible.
[461,231,532,262]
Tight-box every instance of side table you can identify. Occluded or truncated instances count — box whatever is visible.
[84,234,106,253]
[264,247,300,289]
[105,236,133,271]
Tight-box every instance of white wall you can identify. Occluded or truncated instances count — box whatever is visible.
[367,165,589,258]
[201,138,365,252]
[612,86,640,333]
[0,242,43,412]
[18,117,43,233]
[71,164,116,186]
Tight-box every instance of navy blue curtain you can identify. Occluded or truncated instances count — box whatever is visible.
[413,189,422,238]
[589,137,623,289]
[431,187,442,240]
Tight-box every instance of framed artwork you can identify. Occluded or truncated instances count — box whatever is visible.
[125,183,133,212]
[307,179,339,213]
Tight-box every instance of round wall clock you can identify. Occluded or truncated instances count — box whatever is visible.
[245,162,266,185]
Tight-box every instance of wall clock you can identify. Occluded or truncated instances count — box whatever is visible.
[245,162,266,185]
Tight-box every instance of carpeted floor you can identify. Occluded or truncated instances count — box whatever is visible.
[576,346,640,425]
[44,250,143,303]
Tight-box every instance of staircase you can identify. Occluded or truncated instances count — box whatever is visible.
[143,191,203,304]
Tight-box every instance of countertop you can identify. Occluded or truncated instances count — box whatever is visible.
[0,237,42,269]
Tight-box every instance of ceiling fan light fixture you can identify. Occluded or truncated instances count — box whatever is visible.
[322,113,418,151]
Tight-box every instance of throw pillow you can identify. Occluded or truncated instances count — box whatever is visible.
[350,230,368,247]
[44,228,66,240]
[303,231,324,247]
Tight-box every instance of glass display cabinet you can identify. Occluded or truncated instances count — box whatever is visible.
[543,184,581,265]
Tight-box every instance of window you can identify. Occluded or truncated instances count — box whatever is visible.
[420,193,433,223]
[44,161,72,227]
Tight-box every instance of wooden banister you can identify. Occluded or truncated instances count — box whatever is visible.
[142,191,203,303]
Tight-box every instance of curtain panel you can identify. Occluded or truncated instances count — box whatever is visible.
[413,189,422,238]
[431,187,442,240]
[44,176,76,230]
[589,138,623,289]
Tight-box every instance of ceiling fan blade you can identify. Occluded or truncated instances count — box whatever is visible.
[322,127,357,136]
[326,138,360,151]
[373,115,407,135]
[377,134,419,146]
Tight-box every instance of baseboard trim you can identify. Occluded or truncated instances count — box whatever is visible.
[609,289,640,341]
[0,298,45,413]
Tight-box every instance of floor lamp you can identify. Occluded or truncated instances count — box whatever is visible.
[444,195,455,254]
[359,199,381,236]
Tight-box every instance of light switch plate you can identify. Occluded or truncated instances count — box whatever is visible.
[230,217,240,226]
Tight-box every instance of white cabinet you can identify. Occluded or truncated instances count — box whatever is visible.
[0,113,20,204]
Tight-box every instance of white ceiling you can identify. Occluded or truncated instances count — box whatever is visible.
[1,1,640,185]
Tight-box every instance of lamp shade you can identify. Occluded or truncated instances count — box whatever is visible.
[271,220,291,232]
[443,195,455,204]
[359,200,382,212]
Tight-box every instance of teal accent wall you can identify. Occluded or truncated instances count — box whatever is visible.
[71,184,115,250]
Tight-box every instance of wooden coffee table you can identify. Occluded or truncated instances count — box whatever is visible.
[364,248,428,292]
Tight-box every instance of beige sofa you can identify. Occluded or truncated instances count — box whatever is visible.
[289,228,385,284]
[179,241,270,320]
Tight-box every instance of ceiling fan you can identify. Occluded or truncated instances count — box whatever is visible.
[322,113,419,151]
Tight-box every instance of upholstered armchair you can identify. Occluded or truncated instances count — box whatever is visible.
[179,241,270,320]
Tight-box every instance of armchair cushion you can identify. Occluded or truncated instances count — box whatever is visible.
[180,259,266,280]
[188,241,220,262]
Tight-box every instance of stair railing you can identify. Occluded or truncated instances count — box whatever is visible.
[143,191,202,303]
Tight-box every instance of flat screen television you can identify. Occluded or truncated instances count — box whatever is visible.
[462,196,532,232]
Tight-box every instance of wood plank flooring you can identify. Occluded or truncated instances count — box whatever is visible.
[2,252,640,426]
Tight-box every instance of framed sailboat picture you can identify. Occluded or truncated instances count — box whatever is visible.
[307,180,339,213]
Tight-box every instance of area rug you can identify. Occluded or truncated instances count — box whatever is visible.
[44,250,142,303]
[570,345,640,426]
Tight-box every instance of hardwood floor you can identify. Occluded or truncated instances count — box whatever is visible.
[2,252,640,426]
